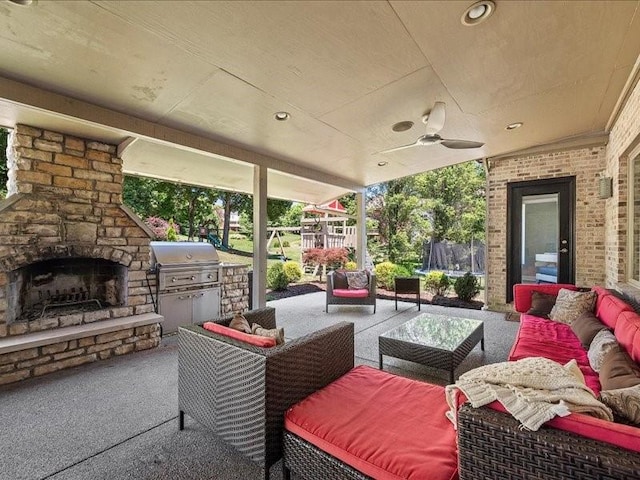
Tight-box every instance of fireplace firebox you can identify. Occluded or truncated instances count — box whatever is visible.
[7,258,128,324]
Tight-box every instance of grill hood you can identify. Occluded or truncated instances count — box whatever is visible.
[150,241,220,268]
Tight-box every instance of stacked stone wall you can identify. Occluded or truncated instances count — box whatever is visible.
[0,124,161,385]
[0,125,155,337]
[220,265,250,314]
[0,323,160,386]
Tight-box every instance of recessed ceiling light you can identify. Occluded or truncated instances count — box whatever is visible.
[392,121,414,132]
[8,0,36,5]
[274,111,290,121]
[506,122,523,130]
[461,1,495,26]
[377,161,388,167]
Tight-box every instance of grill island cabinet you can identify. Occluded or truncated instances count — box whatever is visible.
[150,242,221,334]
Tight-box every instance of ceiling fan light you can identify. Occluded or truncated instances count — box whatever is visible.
[506,122,523,130]
[461,1,495,26]
[392,121,414,132]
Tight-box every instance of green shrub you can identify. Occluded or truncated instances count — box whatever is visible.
[281,240,290,248]
[424,271,451,296]
[344,261,357,270]
[267,263,289,291]
[454,272,480,302]
[283,261,302,283]
[374,262,414,289]
[394,264,412,278]
[166,224,178,242]
[372,262,393,289]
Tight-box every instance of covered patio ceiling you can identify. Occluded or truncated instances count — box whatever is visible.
[0,1,639,204]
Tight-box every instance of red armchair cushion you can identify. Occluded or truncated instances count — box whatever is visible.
[202,322,277,348]
[285,365,458,480]
[332,288,369,298]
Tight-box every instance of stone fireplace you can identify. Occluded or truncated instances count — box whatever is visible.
[0,125,163,385]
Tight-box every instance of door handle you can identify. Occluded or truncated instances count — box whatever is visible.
[559,248,568,253]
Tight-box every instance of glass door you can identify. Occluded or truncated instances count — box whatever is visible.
[507,177,575,302]
[521,194,558,284]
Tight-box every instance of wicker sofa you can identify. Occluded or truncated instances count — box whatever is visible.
[178,307,354,480]
[457,284,640,480]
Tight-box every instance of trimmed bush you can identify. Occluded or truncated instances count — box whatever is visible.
[374,262,413,289]
[283,261,302,283]
[267,262,289,291]
[281,240,290,248]
[374,262,396,289]
[454,272,480,302]
[424,271,451,296]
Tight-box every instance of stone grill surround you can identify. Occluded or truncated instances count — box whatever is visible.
[0,125,162,385]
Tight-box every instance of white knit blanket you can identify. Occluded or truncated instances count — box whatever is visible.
[445,357,613,431]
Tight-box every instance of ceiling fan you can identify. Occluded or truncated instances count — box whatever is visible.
[378,102,484,154]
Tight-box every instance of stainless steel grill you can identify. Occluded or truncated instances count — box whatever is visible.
[149,242,222,334]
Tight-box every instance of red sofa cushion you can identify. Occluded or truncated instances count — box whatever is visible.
[596,293,633,329]
[202,322,277,348]
[614,311,640,363]
[513,284,577,313]
[332,288,369,298]
[509,315,600,395]
[285,365,458,480]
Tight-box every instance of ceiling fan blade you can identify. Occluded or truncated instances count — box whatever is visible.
[376,141,421,154]
[440,139,484,149]
[424,102,446,135]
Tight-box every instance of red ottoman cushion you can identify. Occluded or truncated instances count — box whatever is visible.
[285,365,458,480]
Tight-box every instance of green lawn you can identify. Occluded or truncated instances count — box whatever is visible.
[217,232,303,269]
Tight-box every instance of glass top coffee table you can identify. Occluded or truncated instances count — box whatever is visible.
[379,313,484,383]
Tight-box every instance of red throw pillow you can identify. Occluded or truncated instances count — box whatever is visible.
[202,322,277,348]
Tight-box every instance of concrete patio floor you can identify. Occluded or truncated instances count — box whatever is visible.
[0,293,518,480]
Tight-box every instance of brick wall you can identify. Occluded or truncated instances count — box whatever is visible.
[604,75,640,293]
[486,146,607,309]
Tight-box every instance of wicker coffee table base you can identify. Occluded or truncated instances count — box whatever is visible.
[379,321,484,383]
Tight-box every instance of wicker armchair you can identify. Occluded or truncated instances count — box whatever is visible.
[178,307,355,480]
[326,270,376,313]
[457,404,640,479]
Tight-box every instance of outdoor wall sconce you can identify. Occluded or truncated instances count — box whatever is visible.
[598,175,613,199]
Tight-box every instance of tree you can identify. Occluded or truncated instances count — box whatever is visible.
[232,195,293,240]
[123,176,219,238]
[367,176,428,264]
[280,203,304,227]
[220,192,251,245]
[414,161,485,243]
